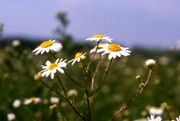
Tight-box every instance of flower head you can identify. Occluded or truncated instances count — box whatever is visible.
[176,115,180,121]
[7,113,16,121]
[23,97,41,105]
[41,59,67,79]
[98,43,131,60]
[32,40,62,55]
[67,89,78,97]
[34,72,42,80]
[86,34,112,42]
[147,115,162,121]
[12,99,21,108]
[68,52,86,65]
[34,72,42,81]
[49,104,58,110]
[50,97,60,104]
[149,107,164,115]
[145,59,156,69]
[12,40,21,47]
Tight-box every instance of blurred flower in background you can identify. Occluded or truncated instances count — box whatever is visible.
[7,113,16,121]
[11,40,21,48]
[149,107,164,116]
[50,96,60,104]
[86,34,112,42]
[12,99,21,108]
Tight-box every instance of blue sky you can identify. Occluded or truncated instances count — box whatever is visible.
[0,0,180,47]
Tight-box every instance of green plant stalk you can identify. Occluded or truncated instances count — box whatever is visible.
[90,54,102,94]
[40,79,64,98]
[109,69,152,121]
[56,74,85,121]
[85,40,101,73]
[64,69,83,88]
[82,75,91,121]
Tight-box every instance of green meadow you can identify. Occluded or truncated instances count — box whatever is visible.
[0,39,179,121]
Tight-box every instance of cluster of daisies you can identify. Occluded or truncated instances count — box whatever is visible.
[134,114,180,121]
[6,89,78,121]
[32,34,131,79]
[12,96,60,108]
[6,97,60,121]
[134,105,180,121]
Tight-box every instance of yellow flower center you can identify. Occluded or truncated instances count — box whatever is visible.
[154,108,161,111]
[30,97,36,103]
[75,52,82,59]
[93,34,104,38]
[108,44,121,52]
[48,63,58,70]
[40,40,53,48]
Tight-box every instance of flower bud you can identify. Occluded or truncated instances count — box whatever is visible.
[145,59,156,69]
[49,104,57,110]
[67,89,78,97]
[136,75,141,80]
[34,72,42,81]
[160,102,168,109]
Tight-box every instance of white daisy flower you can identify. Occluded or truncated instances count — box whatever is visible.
[7,113,16,121]
[98,43,131,60]
[23,97,41,105]
[149,107,164,115]
[32,40,62,55]
[68,52,86,65]
[147,115,162,121]
[50,97,60,104]
[12,99,21,108]
[90,43,106,53]
[41,59,67,79]
[176,115,180,121]
[86,34,112,42]
[12,40,21,47]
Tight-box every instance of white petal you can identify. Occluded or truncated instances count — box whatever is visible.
[32,47,39,53]
[108,54,113,60]
[46,61,51,66]
[120,51,130,56]
[45,71,51,77]
[68,59,74,63]
[40,49,46,54]
[72,60,76,65]
[55,59,60,63]
[35,49,42,55]
[51,72,55,79]
[57,68,64,73]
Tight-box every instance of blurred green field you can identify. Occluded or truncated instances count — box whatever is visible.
[0,40,180,121]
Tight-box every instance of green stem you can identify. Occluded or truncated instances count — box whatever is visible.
[40,79,63,98]
[56,75,85,121]
[64,69,83,88]
[109,69,153,121]
[82,72,91,121]
[103,58,113,80]
[85,41,101,73]
[90,54,101,94]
